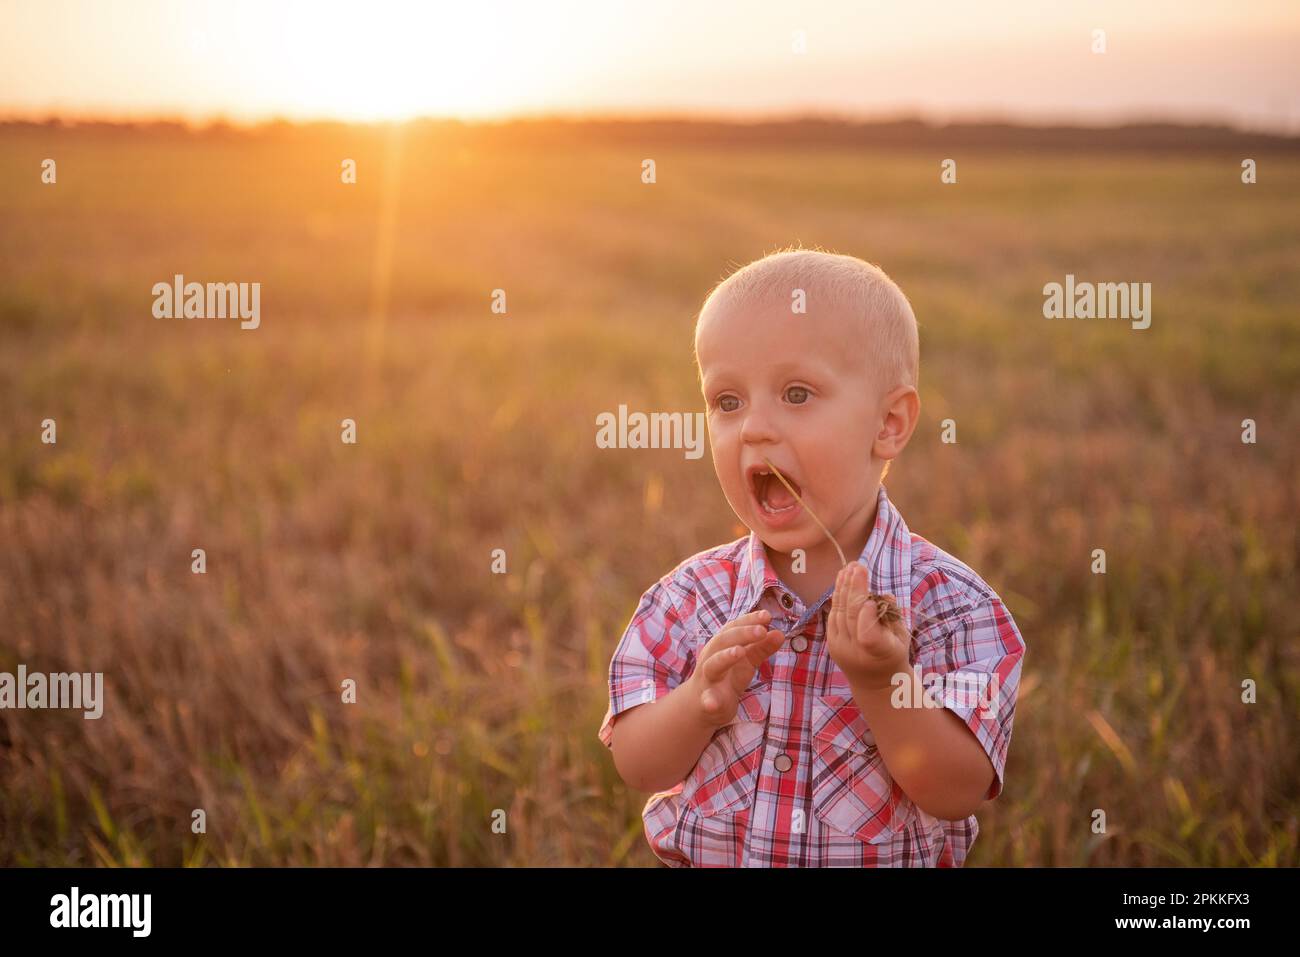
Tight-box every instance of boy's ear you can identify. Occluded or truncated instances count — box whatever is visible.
[873,385,920,462]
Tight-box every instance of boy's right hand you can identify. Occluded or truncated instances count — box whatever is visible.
[689,609,786,728]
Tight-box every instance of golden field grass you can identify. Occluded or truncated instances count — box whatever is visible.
[0,121,1297,866]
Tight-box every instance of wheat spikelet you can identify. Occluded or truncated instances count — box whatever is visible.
[759,456,948,633]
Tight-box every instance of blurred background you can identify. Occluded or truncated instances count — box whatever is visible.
[0,0,1297,866]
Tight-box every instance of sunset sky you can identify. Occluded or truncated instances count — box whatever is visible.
[3,0,1299,130]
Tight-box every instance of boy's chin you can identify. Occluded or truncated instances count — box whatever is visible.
[753,527,810,555]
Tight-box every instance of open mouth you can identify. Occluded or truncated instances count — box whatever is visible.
[747,464,803,517]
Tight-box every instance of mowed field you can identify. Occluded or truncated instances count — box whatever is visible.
[0,121,1297,866]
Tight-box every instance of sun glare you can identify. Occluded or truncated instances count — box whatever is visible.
[264,2,526,121]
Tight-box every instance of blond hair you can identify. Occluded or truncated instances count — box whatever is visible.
[693,245,919,392]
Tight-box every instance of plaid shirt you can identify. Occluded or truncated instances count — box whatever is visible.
[598,484,1025,867]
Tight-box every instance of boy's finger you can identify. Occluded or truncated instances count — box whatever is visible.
[855,563,872,599]
[701,644,746,682]
[699,685,730,721]
[855,606,903,661]
[832,566,849,634]
[740,629,786,667]
[845,566,870,617]
[854,603,887,645]
[708,617,776,654]
[714,610,772,639]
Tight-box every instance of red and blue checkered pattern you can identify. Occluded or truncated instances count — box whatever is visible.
[599,484,1025,866]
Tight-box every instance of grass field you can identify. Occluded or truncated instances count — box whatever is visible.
[1,121,1297,865]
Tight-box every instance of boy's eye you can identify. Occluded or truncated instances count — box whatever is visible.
[786,386,809,404]
[718,395,739,412]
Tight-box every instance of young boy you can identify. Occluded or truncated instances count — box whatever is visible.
[598,247,1025,867]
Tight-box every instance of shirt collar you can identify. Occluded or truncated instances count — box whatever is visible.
[728,483,915,627]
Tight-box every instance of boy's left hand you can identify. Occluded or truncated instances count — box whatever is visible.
[827,562,911,690]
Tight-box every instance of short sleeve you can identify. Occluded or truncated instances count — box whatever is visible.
[597,576,694,749]
[912,595,1025,800]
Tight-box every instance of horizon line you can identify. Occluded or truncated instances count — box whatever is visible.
[3,106,1299,139]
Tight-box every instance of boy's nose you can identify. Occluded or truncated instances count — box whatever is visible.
[738,402,780,444]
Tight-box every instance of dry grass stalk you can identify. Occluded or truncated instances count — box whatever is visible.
[760,456,944,633]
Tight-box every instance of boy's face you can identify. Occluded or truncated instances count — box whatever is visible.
[696,292,885,557]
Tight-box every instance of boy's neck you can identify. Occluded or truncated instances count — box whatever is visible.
[765,486,880,610]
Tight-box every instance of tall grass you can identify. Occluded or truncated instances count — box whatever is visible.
[0,123,1296,865]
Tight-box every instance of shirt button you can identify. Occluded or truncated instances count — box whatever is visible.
[790,635,808,653]
[780,593,794,610]
[773,753,793,773]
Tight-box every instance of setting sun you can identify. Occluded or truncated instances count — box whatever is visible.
[261,2,533,121]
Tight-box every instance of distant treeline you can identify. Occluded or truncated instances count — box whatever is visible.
[3,115,1298,152]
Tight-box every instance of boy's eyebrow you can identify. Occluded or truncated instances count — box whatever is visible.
[700,358,834,390]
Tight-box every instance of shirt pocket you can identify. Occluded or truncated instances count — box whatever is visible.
[811,693,916,843]
[683,683,771,817]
